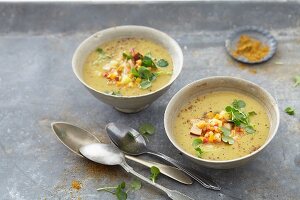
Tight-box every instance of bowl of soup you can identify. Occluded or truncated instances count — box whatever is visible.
[164,76,279,169]
[72,26,183,113]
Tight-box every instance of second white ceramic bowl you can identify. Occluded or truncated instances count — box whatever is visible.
[164,76,280,169]
[72,26,183,113]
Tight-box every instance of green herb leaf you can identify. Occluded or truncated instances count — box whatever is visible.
[192,138,203,157]
[142,56,156,68]
[150,166,160,183]
[232,99,246,109]
[137,66,152,79]
[285,107,295,115]
[130,68,139,77]
[139,123,155,135]
[157,59,169,67]
[220,127,231,136]
[222,135,234,145]
[115,182,127,200]
[192,138,203,148]
[248,111,257,116]
[97,181,128,200]
[294,75,300,87]
[244,125,256,134]
[130,180,142,191]
[96,48,104,54]
[123,52,133,60]
[140,80,152,89]
[225,106,232,112]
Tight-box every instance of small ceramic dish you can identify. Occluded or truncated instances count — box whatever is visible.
[164,76,280,169]
[72,26,183,113]
[225,26,277,64]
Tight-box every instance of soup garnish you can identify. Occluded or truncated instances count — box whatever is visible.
[190,99,257,157]
[83,38,173,96]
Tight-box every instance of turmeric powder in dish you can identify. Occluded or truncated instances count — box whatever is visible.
[232,34,270,62]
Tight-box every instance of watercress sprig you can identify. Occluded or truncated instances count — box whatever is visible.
[192,138,203,157]
[225,99,256,134]
[150,166,160,183]
[97,180,142,200]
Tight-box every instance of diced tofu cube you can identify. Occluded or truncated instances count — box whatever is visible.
[190,124,202,136]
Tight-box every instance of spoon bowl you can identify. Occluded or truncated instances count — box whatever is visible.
[105,122,146,155]
[51,122,99,157]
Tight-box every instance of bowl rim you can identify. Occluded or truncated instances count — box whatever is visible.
[164,76,280,164]
[72,25,183,99]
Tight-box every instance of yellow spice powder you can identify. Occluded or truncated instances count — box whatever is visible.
[232,34,270,62]
[71,180,81,190]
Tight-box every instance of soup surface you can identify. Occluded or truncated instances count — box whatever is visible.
[83,38,173,96]
[173,91,270,161]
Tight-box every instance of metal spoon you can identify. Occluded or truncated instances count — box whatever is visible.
[79,143,194,200]
[105,122,221,191]
[51,122,192,184]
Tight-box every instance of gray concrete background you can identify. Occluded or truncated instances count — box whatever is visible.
[0,2,299,200]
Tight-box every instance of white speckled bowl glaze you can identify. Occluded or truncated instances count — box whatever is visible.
[164,76,280,169]
[72,26,183,113]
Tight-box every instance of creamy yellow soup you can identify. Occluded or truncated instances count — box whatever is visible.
[83,38,173,96]
[173,91,270,161]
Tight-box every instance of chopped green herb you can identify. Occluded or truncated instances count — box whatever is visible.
[220,127,231,136]
[222,135,234,145]
[232,99,246,109]
[192,138,203,157]
[96,48,104,54]
[285,107,295,115]
[248,111,257,116]
[157,59,169,67]
[123,52,133,60]
[225,100,256,134]
[139,123,156,135]
[115,182,127,200]
[97,181,127,200]
[244,125,256,134]
[130,180,141,191]
[192,138,203,148]
[130,68,139,77]
[220,127,234,144]
[294,75,300,87]
[150,166,160,183]
[145,52,152,58]
[140,80,152,89]
[142,56,156,68]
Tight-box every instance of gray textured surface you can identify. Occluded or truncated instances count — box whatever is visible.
[0,2,300,200]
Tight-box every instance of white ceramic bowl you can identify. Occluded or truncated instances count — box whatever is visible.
[72,26,183,113]
[164,76,280,169]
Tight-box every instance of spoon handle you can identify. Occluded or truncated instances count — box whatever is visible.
[125,155,192,185]
[147,150,221,191]
[120,162,194,200]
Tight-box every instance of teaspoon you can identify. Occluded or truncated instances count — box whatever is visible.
[105,122,221,191]
[80,143,194,200]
